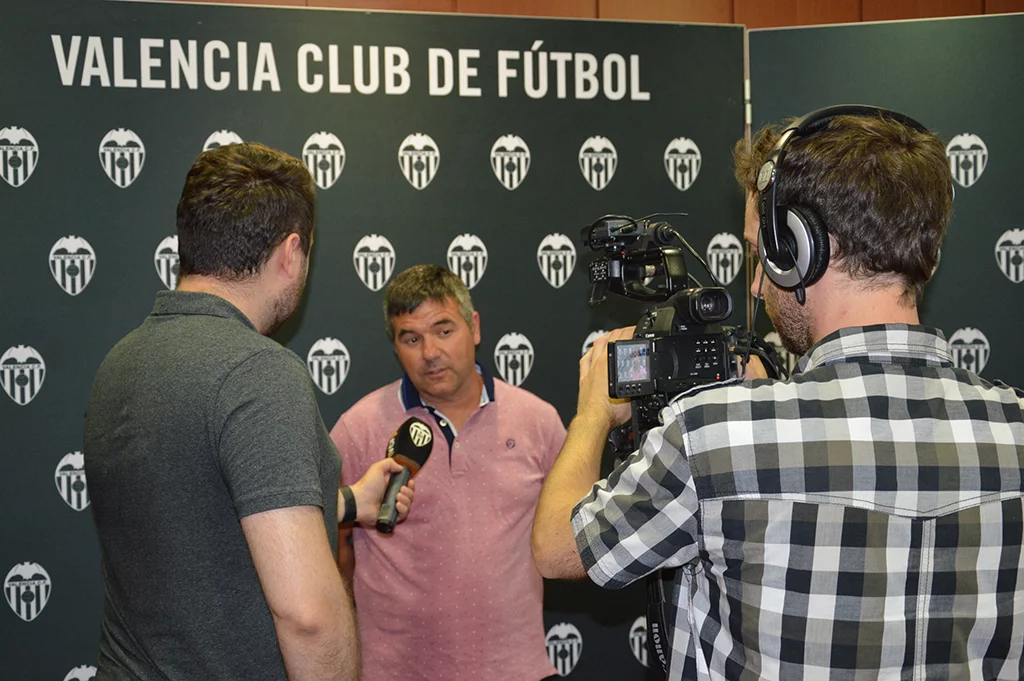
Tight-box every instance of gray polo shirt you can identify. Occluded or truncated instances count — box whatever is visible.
[85,290,341,681]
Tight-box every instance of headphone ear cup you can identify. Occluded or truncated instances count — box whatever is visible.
[785,204,830,287]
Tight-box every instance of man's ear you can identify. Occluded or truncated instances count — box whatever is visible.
[276,233,304,278]
[471,311,481,346]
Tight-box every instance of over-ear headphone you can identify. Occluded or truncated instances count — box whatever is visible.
[755,104,929,302]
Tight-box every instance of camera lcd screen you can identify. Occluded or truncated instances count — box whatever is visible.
[615,341,650,382]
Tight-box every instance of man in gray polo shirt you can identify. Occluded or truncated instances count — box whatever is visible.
[84,143,411,681]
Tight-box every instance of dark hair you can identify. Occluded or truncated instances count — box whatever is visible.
[383,265,474,341]
[733,113,953,301]
[176,142,315,280]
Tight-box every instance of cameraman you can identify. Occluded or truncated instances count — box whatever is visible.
[532,108,1024,680]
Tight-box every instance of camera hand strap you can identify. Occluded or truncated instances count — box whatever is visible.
[646,569,671,675]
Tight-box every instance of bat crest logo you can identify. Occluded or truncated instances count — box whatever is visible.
[63,666,98,681]
[706,232,744,286]
[537,234,577,289]
[446,234,488,289]
[0,126,40,188]
[98,128,145,188]
[4,562,52,622]
[946,133,988,188]
[307,338,351,395]
[494,333,534,387]
[409,421,433,448]
[949,327,990,374]
[490,134,531,190]
[578,136,617,191]
[663,137,701,191]
[353,235,396,291]
[1,345,45,406]
[49,236,97,296]
[154,236,179,290]
[629,616,649,667]
[398,133,440,190]
[994,228,1024,284]
[55,452,90,512]
[545,622,583,676]
[303,132,346,190]
[202,130,243,151]
[63,663,98,679]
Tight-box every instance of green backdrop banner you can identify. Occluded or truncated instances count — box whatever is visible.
[0,2,745,679]
[749,14,1024,382]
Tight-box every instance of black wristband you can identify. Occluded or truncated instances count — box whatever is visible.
[340,485,357,524]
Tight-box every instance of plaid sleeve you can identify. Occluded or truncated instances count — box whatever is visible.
[571,417,701,589]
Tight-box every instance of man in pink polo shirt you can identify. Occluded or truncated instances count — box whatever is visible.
[330,264,565,681]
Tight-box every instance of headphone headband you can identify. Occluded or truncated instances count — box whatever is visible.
[756,104,930,292]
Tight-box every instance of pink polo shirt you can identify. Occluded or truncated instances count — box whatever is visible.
[331,375,565,681]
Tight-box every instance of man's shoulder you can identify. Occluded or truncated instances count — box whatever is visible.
[337,380,405,428]
[670,376,778,406]
[493,380,559,418]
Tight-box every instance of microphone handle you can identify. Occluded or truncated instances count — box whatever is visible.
[375,466,413,535]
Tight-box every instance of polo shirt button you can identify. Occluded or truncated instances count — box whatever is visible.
[440,420,447,427]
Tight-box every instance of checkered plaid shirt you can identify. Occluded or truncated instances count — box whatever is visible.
[572,324,1024,680]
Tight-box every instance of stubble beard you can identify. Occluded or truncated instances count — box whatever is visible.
[266,275,306,336]
[765,286,814,358]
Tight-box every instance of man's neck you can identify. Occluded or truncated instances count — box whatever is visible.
[811,276,920,344]
[176,275,268,334]
[423,372,485,433]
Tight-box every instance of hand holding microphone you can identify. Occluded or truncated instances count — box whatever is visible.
[376,417,433,534]
[343,417,431,529]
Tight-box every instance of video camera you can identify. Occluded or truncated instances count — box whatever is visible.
[582,213,788,677]
[582,214,783,452]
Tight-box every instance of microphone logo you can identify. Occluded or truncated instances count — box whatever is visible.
[409,421,432,448]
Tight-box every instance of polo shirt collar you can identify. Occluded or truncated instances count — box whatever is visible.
[150,290,256,331]
[400,362,495,412]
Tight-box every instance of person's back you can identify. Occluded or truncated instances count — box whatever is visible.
[532,107,1024,681]
[657,324,1024,679]
[86,292,335,680]
[84,142,358,681]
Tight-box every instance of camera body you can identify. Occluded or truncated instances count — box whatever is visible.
[582,215,737,450]
[607,291,736,440]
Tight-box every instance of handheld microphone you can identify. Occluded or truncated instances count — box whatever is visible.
[376,416,434,534]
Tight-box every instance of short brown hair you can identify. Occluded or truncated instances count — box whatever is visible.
[734,113,953,301]
[176,142,315,281]
[383,265,475,341]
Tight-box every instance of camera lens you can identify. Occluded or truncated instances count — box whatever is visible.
[692,288,732,323]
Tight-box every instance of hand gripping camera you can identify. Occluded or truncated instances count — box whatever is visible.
[582,214,783,453]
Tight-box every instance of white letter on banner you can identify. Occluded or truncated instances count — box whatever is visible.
[630,55,650,101]
[253,42,280,91]
[385,46,410,95]
[497,50,519,98]
[81,36,111,87]
[203,40,230,91]
[52,35,81,87]
[140,38,165,89]
[574,52,598,100]
[298,43,324,93]
[113,37,137,87]
[170,40,198,89]
[458,49,481,97]
[429,48,454,96]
